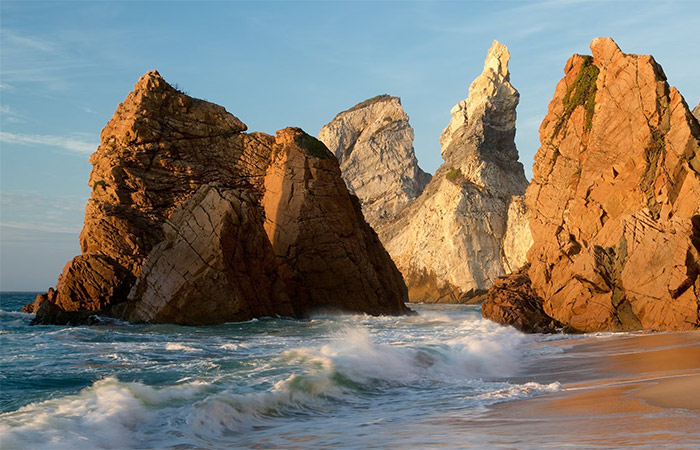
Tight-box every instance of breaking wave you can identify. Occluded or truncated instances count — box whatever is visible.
[1,300,568,449]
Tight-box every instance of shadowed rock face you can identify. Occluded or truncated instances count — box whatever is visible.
[262,128,410,316]
[376,41,532,303]
[28,71,409,325]
[483,38,700,332]
[694,102,700,122]
[318,95,431,227]
[480,265,564,333]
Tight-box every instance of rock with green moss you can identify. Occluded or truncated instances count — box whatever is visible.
[484,37,700,333]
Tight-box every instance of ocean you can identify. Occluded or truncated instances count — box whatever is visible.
[1,292,698,449]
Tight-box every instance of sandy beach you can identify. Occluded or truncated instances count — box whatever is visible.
[468,331,700,449]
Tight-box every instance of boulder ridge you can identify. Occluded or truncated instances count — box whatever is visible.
[483,38,700,332]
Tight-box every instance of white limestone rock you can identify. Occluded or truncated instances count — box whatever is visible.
[318,95,431,227]
[380,41,532,302]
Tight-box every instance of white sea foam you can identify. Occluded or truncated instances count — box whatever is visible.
[0,377,209,450]
[476,381,562,402]
[165,342,199,352]
[0,309,34,319]
[186,320,531,437]
[220,343,240,350]
[282,318,526,386]
[188,372,344,436]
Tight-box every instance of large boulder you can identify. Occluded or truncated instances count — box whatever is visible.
[318,95,431,227]
[480,265,563,333]
[378,41,532,302]
[483,38,700,332]
[30,72,410,325]
[30,255,133,325]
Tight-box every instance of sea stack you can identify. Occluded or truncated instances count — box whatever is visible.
[483,38,700,332]
[27,71,410,325]
[377,40,532,302]
[318,95,431,227]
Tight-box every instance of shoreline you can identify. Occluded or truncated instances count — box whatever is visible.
[476,330,700,448]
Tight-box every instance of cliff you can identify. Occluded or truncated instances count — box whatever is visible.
[483,38,700,332]
[378,41,532,302]
[318,95,430,227]
[27,71,410,325]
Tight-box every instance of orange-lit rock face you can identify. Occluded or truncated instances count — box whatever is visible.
[81,71,272,277]
[522,38,700,332]
[262,128,409,317]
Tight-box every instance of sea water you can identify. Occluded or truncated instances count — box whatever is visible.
[1,292,573,449]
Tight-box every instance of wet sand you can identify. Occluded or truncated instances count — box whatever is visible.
[478,331,700,449]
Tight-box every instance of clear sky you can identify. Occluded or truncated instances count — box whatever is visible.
[1,0,698,291]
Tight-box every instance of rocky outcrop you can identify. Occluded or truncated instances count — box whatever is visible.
[378,41,532,302]
[480,265,563,333]
[318,95,430,227]
[262,128,409,316]
[693,102,700,121]
[29,71,409,325]
[483,38,700,332]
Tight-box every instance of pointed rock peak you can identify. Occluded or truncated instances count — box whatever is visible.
[466,40,517,110]
[318,94,429,227]
[440,41,519,158]
[276,127,333,160]
[103,71,247,146]
[692,101,700,121]
[483,40,511,81]
[134,70,169,93]
[590,37,622,66]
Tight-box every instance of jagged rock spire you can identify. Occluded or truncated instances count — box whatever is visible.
[440,40,520,166]
[378,41,532,303]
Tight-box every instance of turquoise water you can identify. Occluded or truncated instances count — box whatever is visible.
[1,292,571,449]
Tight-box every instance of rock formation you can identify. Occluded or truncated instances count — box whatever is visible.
[27,71,409,325]
[693,102,700,121]
[483,38,700,332]
[377,41,532,302]
[318,95,430,227]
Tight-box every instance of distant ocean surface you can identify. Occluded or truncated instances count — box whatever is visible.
[1,291,577,449]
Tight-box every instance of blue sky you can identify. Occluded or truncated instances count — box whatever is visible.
[1,0,699,291]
